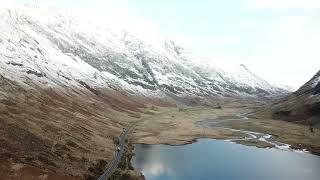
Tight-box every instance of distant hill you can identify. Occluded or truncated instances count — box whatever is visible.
[254,70,320,126]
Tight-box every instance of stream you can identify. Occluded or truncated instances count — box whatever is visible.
[195,113,300,152]
[131,112,320,180]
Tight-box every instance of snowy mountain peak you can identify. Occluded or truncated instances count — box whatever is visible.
[0,5,288,101]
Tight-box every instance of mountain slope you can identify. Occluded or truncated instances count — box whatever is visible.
[254,70,320,125]
[0,5,287,101]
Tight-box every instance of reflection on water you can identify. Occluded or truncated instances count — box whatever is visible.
[132,139,320,180]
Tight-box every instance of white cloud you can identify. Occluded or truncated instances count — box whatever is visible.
[247,15,320,89]
[1,0,19,7]
[169,13,320,89]
[247,0,320,9]
[8,0,162,44]
[69,0,162,44]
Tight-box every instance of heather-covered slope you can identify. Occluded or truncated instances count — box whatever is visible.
[254,70,320,126]
[0,74,150,178]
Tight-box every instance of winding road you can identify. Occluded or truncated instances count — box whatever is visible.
[97,120,143,180]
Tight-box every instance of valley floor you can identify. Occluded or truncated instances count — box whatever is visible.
[109,105,320,179]
[133,106,320,155]
[1,104,320,180]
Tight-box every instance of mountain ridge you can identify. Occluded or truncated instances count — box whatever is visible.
[0,5,288,101]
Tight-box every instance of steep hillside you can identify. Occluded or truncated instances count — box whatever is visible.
[254,70,320,126]
[0,5,287,101]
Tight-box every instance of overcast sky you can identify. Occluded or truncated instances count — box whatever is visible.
[10,0,320,89]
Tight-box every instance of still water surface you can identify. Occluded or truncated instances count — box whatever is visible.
[132,139,320,180]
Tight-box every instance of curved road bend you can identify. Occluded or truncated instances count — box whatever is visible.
[97,120,143,180]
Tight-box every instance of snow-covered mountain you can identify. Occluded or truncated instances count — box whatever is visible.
[0,5,288,101]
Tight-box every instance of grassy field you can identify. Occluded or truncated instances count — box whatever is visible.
[132,106,244,145]
[132,106,320,155]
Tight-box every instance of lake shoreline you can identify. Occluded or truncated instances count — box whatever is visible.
[132,106,320,157]
[131,138,320,180]
[119,106,320,179]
